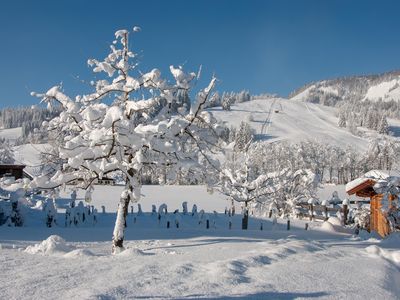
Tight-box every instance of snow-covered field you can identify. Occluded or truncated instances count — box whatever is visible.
[0,127,22,142]
[1,184,400,299]
[1,219,400,299]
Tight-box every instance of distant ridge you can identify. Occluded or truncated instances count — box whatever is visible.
[289,70,400,106]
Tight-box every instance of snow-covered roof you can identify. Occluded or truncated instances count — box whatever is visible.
[346,170,400,194]
[345,177,372,194]
[363,170,400,180]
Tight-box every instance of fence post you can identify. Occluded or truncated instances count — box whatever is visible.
[167,221,170,228]
[343,205,348,225]
[260,222,263,231]
[305,223,309,230]
[206,219,210,229]
[342,199,349,225]
[287,220,290,230]
[321,200,328,221]
[308,198,316,221]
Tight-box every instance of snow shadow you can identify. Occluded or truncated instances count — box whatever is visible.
[194,291,330,299]
[389,125,400,137]
[253,133,277,141]
[128,291,330,299]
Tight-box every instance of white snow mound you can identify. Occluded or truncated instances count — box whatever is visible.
[320,221,336,233]
[366,245,400,266]
[25,235,73,255]
[327,217,342,226]
[64,249,95,258]
[118,248,152,257]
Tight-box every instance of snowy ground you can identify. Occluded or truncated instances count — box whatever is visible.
[1,219,400,299]
[1,185,400,299]
[0,127,22,143]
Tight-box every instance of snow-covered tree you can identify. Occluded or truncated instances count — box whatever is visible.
[378,115,389,135]
[221,94,233,111]
[338,111,346,128]
[219,145,282,229]
[234,121,253,152]
[0,138,14,164]
[219,141,318,227]
[31,28,220,253]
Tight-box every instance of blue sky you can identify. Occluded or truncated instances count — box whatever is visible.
[1,0,400,107]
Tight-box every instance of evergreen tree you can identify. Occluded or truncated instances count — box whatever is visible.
[338,112,346,128]
[234,121,253,152]
[378,115,389,135]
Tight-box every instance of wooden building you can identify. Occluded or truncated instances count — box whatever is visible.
[346,171,398,237]
[0,164,26,180]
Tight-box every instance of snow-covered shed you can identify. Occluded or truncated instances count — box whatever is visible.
[346,170,400,237]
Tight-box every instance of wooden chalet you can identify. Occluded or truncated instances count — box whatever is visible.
[96,176,115,186]
[0,164,26,180]
[346,171,398,237]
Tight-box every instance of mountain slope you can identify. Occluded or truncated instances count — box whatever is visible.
[289,70,400,105]
[209,98,400,150]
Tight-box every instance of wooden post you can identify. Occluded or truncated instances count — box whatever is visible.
[305,223,309,230]
[287,220,290,230]
[343,204,348,225]
[229,221,232,230]
[309,204,313,221]
[206,219,210,229]
[242,202,249,230]
[167,221,170,228]
[260,222,263,231]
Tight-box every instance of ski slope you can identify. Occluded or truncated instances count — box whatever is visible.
[209,98,382,150]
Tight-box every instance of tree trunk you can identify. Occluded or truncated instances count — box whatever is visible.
[112,182,132,254]
[242,201,249,230]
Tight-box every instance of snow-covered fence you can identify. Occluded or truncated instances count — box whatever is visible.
[65,201,96,227]
[295,200,369,224]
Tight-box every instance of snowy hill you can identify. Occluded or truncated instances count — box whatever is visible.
[208,98,393,150]
[0,126,22,142]
[289,70,400,105]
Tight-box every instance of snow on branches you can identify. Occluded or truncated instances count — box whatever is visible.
[218,141,318,225]
[31,28,221,253]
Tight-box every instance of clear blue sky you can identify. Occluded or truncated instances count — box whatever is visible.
[1,0,400,108]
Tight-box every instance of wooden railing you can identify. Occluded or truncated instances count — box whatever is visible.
[295,200,370,224]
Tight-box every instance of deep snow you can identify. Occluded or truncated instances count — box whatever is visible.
[1,220,400,299]
[1,184,400,299]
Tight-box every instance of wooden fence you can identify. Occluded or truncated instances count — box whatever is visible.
[295,200,370,224]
